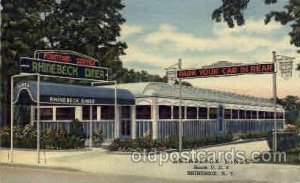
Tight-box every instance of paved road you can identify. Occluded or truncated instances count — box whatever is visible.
[1,141,299,182]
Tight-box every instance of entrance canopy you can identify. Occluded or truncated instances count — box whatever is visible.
[13,81,135,105]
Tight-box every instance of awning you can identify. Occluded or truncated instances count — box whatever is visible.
[13,81,135,105]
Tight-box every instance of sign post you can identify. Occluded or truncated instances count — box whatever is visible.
[37,74,41,163]
[178,59,183,152]
[272,51,278,152]
[10,75,14,163]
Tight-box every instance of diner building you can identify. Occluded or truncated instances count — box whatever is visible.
[13,81,285,140]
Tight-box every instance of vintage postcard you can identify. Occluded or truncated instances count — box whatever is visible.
[0,0,299,182]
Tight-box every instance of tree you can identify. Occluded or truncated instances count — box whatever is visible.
[1,0,127,125]
[277,96,300,126]
[212,0,300,49]
[1,0,48,124]
[1,0,168,125]
[41,0,127,81]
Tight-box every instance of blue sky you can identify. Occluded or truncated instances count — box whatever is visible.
[119,0,299,98]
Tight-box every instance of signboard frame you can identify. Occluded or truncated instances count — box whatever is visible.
[177,63,275,79]
[20,57,109,81]
[34,50,100,67]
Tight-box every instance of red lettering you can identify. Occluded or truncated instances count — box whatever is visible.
[240,66,249,73]
[61,55,71,63]
[221,67,237,75]
[250,64,274,73]
[261,64,273,72]
[178,70,196,78]
[250,66,257,72]
[43,53,71,63]
[76,58,96,66]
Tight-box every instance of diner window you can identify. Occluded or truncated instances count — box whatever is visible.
[225,109,231,119]
[198,107,208,119]
[277,112,283,119]
[82,106,97,120]
[251,111,257,119]
[56,107,75,120]
[187,107,197,119]
[173,106,185,119]
[35,108,53,120]
[270,112,274,119]
[136,105,151,119]
[101,106,115,120]
[259,111,265,119]
[265,112,271,119]
[121,106,130,118]
[246,110,251,119]
[159,105,171,119]
[232,109,239,119]
[209,108,217,119]
[239,110,245,119]
[121,120,131,136]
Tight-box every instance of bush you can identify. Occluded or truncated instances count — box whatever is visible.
[0,125,83,149]
[109,133,234,152]
[69,119,85,139]
[93,129,104,147]
[0,126,11,147]
[267,132,300,151]
[240,131,269,139]
[109,138,121,151]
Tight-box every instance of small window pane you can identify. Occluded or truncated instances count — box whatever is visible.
[232,109,239,119]
[198,107,208,119]
[239,110,245,119]
[225,109,231,119]
[82,106,97,120]
[187,107,197,119]
[56,108,75,120]
[121,106,130,118]
[101,106,115,120]
[209,108,217,119]
[251,111,257,119]
[136,105,151,119]
[246,111,251,119]
[259,111,265,119]
[37,108,53,120]
[173,106,185,119]
[159,105,171,119]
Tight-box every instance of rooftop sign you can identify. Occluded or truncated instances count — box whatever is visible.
[20,57,108,81]
[177,63,275,79]
[34,50,99,67]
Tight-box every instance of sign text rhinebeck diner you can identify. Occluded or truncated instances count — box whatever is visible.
[20,57,108,81]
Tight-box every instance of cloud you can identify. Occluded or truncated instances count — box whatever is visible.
[121,44,179,75]
[120,18,299,98]
[144,24,216,52]
[212,19,282,36]
[120,24,144,38]
[143,19,290,53]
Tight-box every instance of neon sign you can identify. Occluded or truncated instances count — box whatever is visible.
[35,50,99,67]
[20,57,108,81]
[177,63,275,79]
